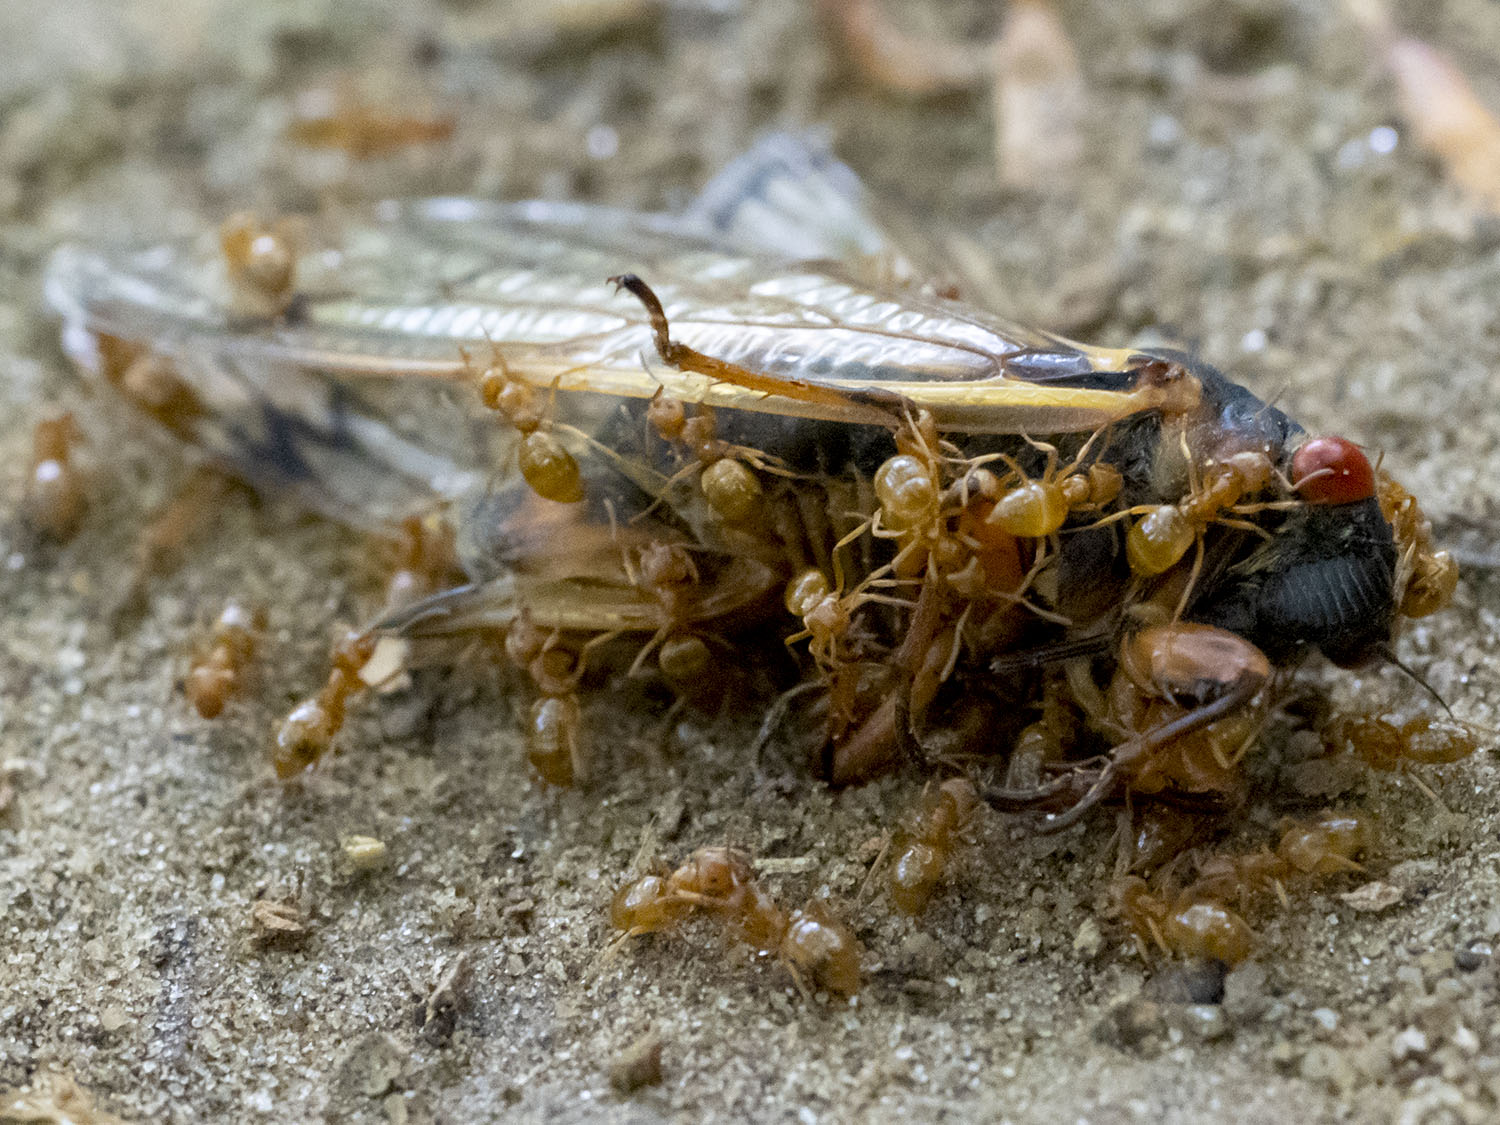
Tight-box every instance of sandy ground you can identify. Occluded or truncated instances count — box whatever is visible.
[3,1,1500,1121]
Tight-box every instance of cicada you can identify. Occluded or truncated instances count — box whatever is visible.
[44,135,1457,825]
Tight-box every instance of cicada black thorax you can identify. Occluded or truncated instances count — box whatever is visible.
[1014,354,1401,672]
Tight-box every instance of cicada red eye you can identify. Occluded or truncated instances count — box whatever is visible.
[1291,436,1376,505]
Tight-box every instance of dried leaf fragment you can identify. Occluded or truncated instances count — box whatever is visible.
[992,0,1085,188]
[1386,37,1500,212]
[420,952,472,1044]
[250,897,309,948]
[820,0,989,95]
[1351,0,1500,212]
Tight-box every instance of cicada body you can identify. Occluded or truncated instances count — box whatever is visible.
[45,136,1456,816]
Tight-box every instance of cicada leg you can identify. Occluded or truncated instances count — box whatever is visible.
[357,529,778,787]
[824,569,950,782]
[787,410,1118,784]
[985,623,1272,833]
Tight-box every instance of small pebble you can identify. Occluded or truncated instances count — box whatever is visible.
[1072,917,1103,958]
[1452,1025,1481,1055]
[98,1006,129,1033]
[1146,959,1226,1005]
[1267,1040,1299,1070]
[1394,965,1425,993]
[1396,1079,1470,1123]
[610,1030,664,1094]
[250,898,308,948]
[1310,1007,1339,1033]
[1391,1026,1429,1062]
[1299,1043,1352,1090]
[1179,1003,1230,1042]
[1222,962,1269,1024]
[1416,949,1456,980]
[1455,940,1492,971]
[1097,998,1164,1050]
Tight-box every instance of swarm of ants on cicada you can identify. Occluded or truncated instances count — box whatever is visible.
[43,135,1481,995]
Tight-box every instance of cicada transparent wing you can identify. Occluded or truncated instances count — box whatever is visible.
[45,135,1200,641]
[47,241,499,532]
[48,173,1180,448]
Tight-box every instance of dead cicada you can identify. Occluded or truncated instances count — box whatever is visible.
[44,136,1456,828]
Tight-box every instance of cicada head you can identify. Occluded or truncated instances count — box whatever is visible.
[1121,356,1428,670]
[1190,433,1402,668]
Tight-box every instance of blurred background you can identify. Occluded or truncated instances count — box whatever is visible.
[3,1,1500,1122]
